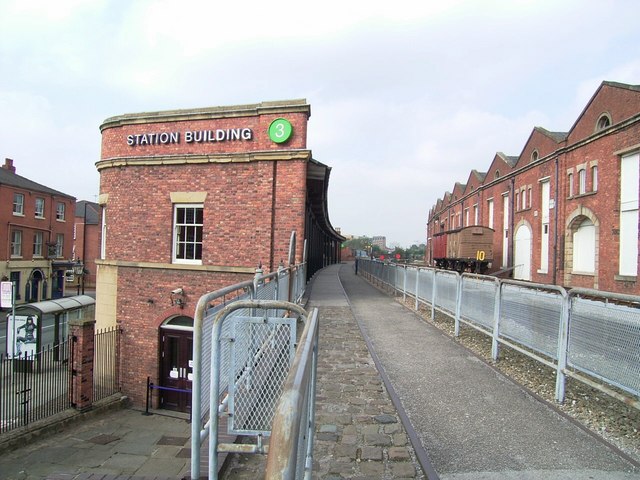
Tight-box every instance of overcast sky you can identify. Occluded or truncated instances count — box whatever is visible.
[1,0,639,247]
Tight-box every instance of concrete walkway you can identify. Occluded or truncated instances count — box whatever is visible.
[334,262,640,479]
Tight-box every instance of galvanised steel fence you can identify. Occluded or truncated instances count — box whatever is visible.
[190,261,311,480]
[266,306,319,480]
[357,258,640,409]
[0,341,72,434]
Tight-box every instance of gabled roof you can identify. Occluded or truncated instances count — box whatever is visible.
[0,165,74,198]
[567,81,640,138]
[536,127,568,143]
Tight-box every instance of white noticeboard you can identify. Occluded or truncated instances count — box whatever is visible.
[1,281,12,308]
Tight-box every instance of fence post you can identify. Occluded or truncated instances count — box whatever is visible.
[69,317,96,412]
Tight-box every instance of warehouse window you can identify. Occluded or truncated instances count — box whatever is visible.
[572,218,595,274]
[596,113,611,132]
[591,165,598,192]
[578,168,586,195]
[173,204,203,264]
[568,172,574,197]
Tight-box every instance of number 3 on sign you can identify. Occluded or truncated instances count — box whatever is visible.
[269,118,293,144]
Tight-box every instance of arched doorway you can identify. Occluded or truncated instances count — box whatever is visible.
[27,270,45,302]
[514,224,532,281]
[159,315,193,412]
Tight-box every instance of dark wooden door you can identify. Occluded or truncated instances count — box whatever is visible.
[159,329,193,412]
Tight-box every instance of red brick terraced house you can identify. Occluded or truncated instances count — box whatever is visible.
[0,158,77,304]
[427,81,640,295]
[96,99,343,410]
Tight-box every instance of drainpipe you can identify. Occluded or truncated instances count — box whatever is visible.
[509,176,515,271]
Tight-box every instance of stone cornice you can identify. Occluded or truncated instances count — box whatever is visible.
[100,99,310,132]
[95,150,312,171]
[96,259,255,274]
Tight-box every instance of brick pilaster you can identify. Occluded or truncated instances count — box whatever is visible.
[69,317,96,412]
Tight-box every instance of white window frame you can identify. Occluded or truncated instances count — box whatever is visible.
[172,203,204,264]
[572,218,595,274]
[578,168,586,195]
[568,172,574,197]
[33,231,43,257]
[13,193,24,215]
[592,165,598,192]
[487,198,494,229]
[56,233,64,258]
[35,197,45,218]
[56,202,65,221]
[619,153,639,277]
[11,230,22,257]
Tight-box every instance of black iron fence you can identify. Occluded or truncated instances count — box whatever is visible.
[93,326,120,402]
[0,325,121,435]
[0,341,72,434]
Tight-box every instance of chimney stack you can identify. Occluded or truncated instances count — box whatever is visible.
[3,158,16,173]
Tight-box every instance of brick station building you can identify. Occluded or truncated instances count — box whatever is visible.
[96,99,343,409]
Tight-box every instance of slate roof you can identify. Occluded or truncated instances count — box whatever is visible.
[0,165,74,199]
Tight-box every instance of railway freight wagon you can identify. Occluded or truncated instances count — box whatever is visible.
[432,226,494,273]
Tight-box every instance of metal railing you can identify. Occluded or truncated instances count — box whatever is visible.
[265,306,319,480]
[190,262,310,480]
[0,341,72,434]
[93,326,120,401]
[357,259,640,409]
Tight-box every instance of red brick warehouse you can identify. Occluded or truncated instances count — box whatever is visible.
[426,81,640,296]
[95,99,343,410]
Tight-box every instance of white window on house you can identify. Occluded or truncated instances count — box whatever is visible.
[56,202,65,221]
[13,193,24,215]
[578,168,586,195]
[568,172,574,197]
[173,204,203,264]
[464,208,469,227]
[572,218,595,273]
[473,204,478,225]
[592,165,598,192]
[521,189,527,210]
[56,233,64,258]
[515,191,520,211]
[619,153,639,277]
[528,187,532,209]
[33,232,43,257]
[487,199,494,229]
[11,230,22,257]
[35,198,45,218]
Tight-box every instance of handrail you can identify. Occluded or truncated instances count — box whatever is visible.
[265,307,319,480]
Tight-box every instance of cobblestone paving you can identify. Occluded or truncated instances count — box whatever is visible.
[310,305,424,480]
[222,304,425,479]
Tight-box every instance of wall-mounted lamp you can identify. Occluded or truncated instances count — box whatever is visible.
[170,288,185,308]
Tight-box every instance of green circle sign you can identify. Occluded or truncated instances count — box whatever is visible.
[269,118,293,144]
